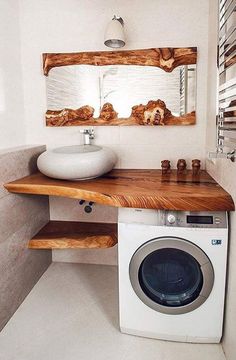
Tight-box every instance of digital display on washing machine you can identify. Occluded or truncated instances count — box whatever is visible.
[187,215,213,224]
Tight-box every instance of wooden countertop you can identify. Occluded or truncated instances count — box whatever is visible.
[4,169,234,211]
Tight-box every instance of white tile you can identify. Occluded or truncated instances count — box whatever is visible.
[119,145,205,169]
[119,126,203,147]
[93,127,120,146]
[207,159,236,360]
[123,337,226,360]
[0,263,225,360]
[52,246,118,266]
[49,196,118,223]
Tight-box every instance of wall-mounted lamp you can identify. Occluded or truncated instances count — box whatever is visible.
[104,16,125,48]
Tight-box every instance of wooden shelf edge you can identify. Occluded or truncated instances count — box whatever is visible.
[4,170,235,211]
[29,221,117,249]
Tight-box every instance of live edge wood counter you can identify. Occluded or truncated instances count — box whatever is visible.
[4,169,234,211]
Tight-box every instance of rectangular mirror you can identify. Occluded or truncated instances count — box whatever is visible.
[43,47,197,126]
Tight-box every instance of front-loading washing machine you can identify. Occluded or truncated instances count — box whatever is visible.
[118,208,228,343]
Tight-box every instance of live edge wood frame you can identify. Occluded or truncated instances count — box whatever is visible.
[43,47,197,127]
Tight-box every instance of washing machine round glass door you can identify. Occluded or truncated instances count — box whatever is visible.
[129,237,214,315]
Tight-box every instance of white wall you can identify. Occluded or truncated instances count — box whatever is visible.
[18,0,210,264]
[207,164,236,360]
[19,0,209,168]
[206,1,236,359]
[0,0,25,149]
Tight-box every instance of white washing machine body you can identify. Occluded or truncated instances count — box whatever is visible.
[118,208,228,343]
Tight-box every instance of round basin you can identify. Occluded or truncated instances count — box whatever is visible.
[37,145,117,180]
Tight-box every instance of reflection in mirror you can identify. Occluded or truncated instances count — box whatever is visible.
[46,64,196,126]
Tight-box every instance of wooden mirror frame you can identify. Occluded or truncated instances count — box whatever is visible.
[43,47,197,127]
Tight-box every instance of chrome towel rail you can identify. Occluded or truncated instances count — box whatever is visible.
[209,0,236,162]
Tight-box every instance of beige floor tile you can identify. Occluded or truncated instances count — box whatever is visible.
[0,263,226,360]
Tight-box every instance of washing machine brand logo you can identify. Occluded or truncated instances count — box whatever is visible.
[211,239,222,245]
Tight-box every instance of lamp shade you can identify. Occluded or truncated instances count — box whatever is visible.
[104,17,125,48]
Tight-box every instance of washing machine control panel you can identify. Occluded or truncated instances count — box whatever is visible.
[165,211,227,228]
[118,208,228,229]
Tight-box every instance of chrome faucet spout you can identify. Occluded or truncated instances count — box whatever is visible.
[80,128,95,145]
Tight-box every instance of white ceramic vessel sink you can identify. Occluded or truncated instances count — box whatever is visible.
[37,145,117,180]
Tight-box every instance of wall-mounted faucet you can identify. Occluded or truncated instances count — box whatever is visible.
[80,128,95,145]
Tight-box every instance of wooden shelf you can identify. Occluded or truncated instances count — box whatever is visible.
[29,221,117,249]
[4,169,234,211]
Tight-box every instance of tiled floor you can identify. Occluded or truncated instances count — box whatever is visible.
[0,263,226,360]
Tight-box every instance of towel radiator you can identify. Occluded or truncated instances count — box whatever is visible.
[209,0,236,162]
